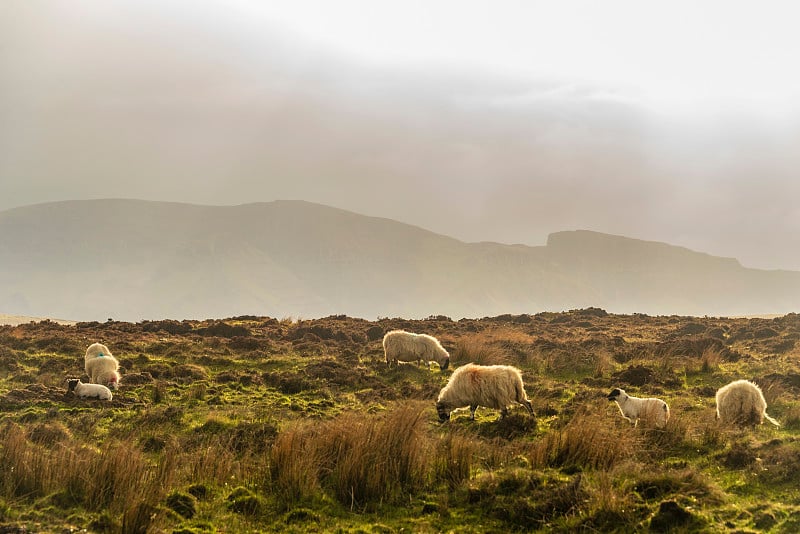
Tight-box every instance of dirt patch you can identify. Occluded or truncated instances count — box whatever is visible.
[196,322,251,338]
[612,365,655,387]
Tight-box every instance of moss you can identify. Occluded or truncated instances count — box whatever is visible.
[187,484,211,501]
[284,507,321,524]
[226,487,265,516]
[166,492,197,519]
[88,510,119,533]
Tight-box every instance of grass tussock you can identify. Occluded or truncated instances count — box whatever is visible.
[527,411,639,471]
[0,422,175,531]
[184,436,242,485]
[777,404,800,430]
[270,423,322,503]
[640,412,690,456]
[452,336,510,366]
[580,471,643,531]
[757,377,785,407]
[270,403,430,509]
[700,346,724,373]
[592,347,615,378]
[628,467,723,506]
[433,430,478,490]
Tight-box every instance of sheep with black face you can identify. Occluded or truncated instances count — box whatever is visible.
[607,388,670,428]
[67,378,112,400]
[383,330,450,370]
[436,363,534,422]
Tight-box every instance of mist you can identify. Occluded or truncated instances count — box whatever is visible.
[2,0,799,271]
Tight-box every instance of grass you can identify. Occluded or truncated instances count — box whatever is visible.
[0,311,799,532]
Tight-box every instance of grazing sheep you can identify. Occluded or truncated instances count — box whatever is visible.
[436,363,534,422]
[715,379,780,427]
[84,342,121,390]
[383,330,450,370]
[607,388,670,428]
[67,378,112,400]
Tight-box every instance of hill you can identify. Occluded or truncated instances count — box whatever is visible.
[1,199,798,321]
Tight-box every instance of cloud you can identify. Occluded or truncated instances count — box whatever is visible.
[1,1,799,271]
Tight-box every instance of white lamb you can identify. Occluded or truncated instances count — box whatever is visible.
[67,378,113,400]
[715,379,780,427]
[84,342,121,390]
[383,330,450,370]
[607,388,670,428]
[435,363,534,422]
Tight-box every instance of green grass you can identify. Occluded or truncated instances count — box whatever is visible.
[1,311,799,532]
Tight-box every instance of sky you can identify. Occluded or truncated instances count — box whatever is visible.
[2,0,800,270]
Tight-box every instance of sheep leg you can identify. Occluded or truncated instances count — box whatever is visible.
[469,405,478,420]
[500,407,509,419]
[521,399,534,417]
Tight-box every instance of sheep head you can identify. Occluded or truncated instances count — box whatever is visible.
[607,388,627,402]
[436,401,450,422]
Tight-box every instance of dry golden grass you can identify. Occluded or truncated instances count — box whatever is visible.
[475,325,535,345]
[700,345,724,373]
[433,430,478,490]
[0,422,175,532]
[270,423,322,503]
[269,402,431,509]
[451,336,511,366]
[526,410,640,471]
[757,377,786,407]
[778,404,800,429]
[592,347,616,378]
[183,436,241,487]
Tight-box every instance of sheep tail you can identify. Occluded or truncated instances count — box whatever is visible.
[764,413,781,427]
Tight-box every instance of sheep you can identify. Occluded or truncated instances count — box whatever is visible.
[67,378,112,400]
[435,363,534,422]
[715,379,780,427]
[84,342,121,390]
[607,388,670,428]
[383,330,450,370]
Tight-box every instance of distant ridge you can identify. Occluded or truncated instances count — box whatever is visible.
[1,199,798,321]
[0,314,75,326]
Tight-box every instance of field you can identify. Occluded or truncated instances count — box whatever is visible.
[1,309,799,533]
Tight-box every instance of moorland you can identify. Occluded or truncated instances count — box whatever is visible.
[1,309,799,533]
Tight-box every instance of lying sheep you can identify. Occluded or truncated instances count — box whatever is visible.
[383,330,450,370]
[716,379,780,427]
[67,378,113,400]
[85,342,121,390]
[436,363,534,421]
[607,388,670,428]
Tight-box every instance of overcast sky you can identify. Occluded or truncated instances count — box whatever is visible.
[2,0,799,270]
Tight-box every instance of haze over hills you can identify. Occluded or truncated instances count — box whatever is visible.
[1,199,798,322]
